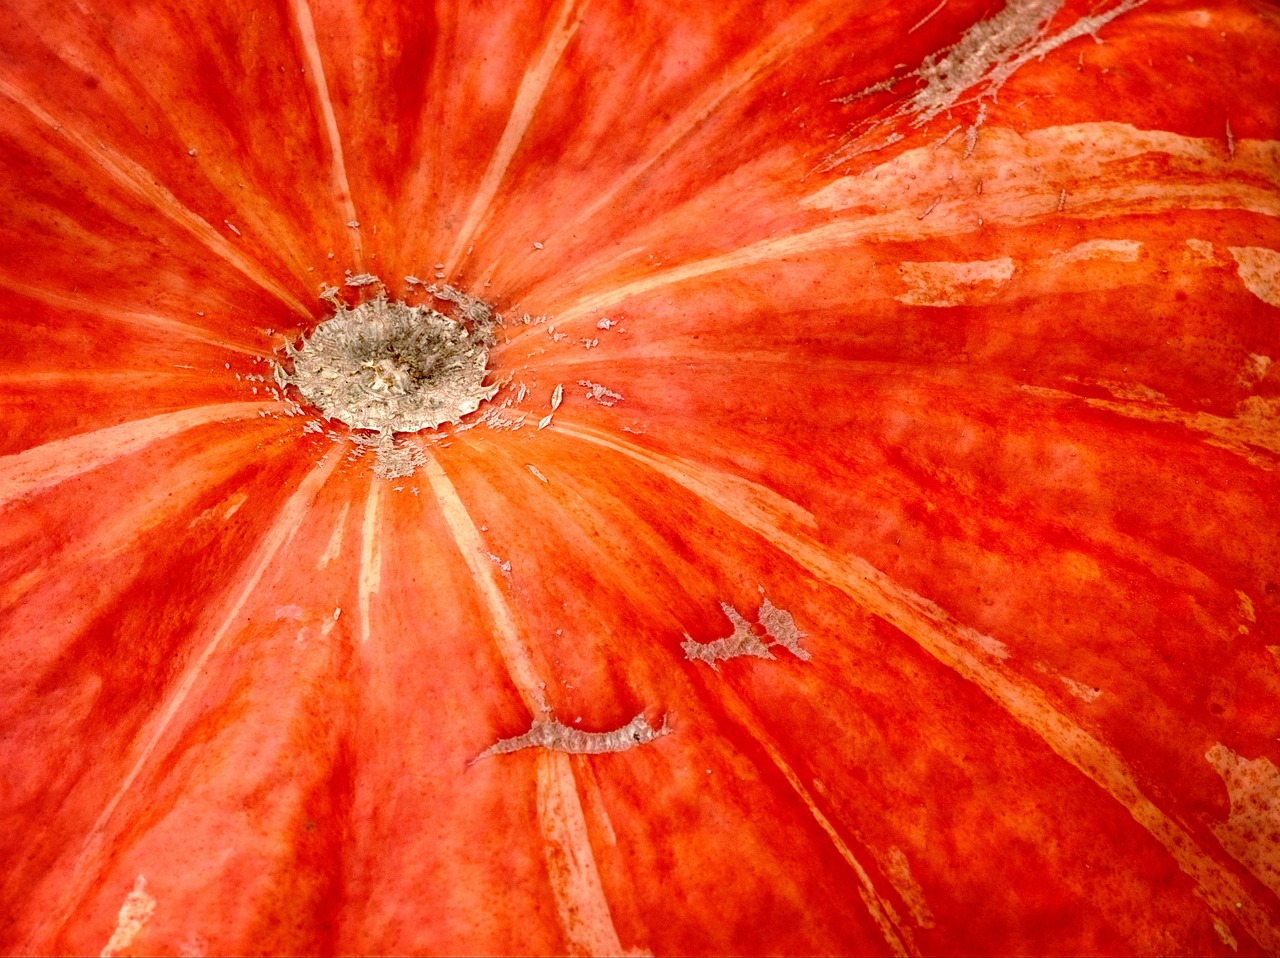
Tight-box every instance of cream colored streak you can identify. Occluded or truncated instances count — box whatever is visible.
[0,279,260,355]
[26,454,338,954]
[1021,385,1280,466]
[423,453,632,956]
[542,0,840,252]
[560,425,1280,952]
[537,752,629,957]
[290,0,362,266]
[717,680,914,956]
[358,479,383,644]
[555,123,1280,324]
[318,501,351,569]
[444,0,587,269]
[0,403,271,508]
[422,455,544,710]
[0,78,311,320]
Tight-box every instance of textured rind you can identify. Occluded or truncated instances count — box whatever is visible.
[1,0,1279,955]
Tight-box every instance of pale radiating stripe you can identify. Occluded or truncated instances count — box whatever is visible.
[25,453,338,952]
[0,402,271,508]
[540,0,847,253]
[555,122,1280,324]
[358,478,383,644]
[0,78,313,320]
[444,0,588,269]
[317,500,351,570]
[559,424,1280,952]
[715,679,915,956]
[422,453,631,955]
[0,370,200,385]
[422,454,545,711]
[536,752,629,957]
[1022,385,1280,468]
[0,278,261,355]
[290,0,362,266]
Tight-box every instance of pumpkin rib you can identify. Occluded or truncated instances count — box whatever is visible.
[559,420,1280,950]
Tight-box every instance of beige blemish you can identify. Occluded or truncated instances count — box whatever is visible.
[1206,744,1280,898]
[1046,239,1143,267]
[1236,591,1256,636]
[897,258,1015,307]
[1228,247,1280,307]
[100,875,156,958]
[883,846,936,929]
[1186,238,1218,262]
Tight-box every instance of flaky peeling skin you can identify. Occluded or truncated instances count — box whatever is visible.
[475,713,671,761]
[683,597,811,668]
[1,0,1280,955]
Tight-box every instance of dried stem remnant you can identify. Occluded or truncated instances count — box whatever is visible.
[275,282,499,435]
[475,713,670,762]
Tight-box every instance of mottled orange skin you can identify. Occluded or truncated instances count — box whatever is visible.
[1,0,1279,955]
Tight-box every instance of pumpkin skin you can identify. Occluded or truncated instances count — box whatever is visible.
[1,0,1279,953]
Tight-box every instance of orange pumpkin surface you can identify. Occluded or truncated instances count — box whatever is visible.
[1,0,1279,954]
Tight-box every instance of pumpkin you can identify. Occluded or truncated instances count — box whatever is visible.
[2,0,1278,953]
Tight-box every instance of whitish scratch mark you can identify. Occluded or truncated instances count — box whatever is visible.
[0,78,311,319]
[1237,591,1256,624]
[101,875,156,958]
[527,464,549,483]
[560,423,1280,951]
[1206,744,1280,898]
[908,0,948,34]
[477,713,669,761]
[683,603,772,668]
[1216,917,1240,951]
[1058,675,1102,702]
[290,0,362,265]
[759,595,811,660]
[0,404,273,508]
[579,381,623,406]
[1045,239,1142,267]
[317,501,351,569]
[1186,238,1218,262]
[358,479,383,644]
[446,0,588,268]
